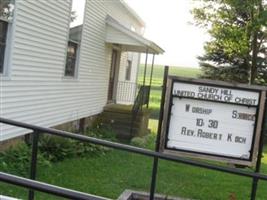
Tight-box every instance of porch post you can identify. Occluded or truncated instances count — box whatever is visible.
[140,48,149,111]
[147,54,155,108]
[143,48,149,87]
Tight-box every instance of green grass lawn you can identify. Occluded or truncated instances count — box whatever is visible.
[2,144,267,200]
[138,64,201,87]
[2,65,267,200]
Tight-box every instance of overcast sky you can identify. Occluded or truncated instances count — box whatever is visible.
[125,0,209,68]
[71,0,209,68]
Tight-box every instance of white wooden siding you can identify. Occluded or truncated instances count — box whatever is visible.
[0,0,143,141]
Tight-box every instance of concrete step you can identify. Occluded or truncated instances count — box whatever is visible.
[112,126,139,140]
[101,112,143,122]
[102,119,142,128]
[101,104,150,140]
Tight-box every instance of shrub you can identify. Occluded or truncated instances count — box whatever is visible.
[0,143,50,176]
[131,137,147,148]
[131,134,156,149]
[38,135,77,162]
[38,125,117,162]
[0,124,118,176]
[85,124,117,141]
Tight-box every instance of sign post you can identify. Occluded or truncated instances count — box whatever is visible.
[160,77,266,166]
[149,66,169,200]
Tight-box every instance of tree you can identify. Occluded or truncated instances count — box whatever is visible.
[0,0,14,19]
[192,0,267,85]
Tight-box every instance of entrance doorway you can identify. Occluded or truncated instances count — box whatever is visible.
[108,49,120,102]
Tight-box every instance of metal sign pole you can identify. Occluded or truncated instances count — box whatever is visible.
[250,93,267,200]
[149,66,169,200]
[28,131,40,200]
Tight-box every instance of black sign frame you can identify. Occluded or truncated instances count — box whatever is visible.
[159,76,266,166]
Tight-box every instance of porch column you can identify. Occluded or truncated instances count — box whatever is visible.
[147,54,155,108]
[143,48,149,87]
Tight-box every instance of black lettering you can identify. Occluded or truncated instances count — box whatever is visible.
[227,134,232,142]
[192,107,212,115]
[196,118,204,127]
[235,136,246,144]
[208,120,218,129]
[232,110,237,119]
[185,104,190,112]
[181,127,187,135]
[219,134,222,140]
[232,110,255,121]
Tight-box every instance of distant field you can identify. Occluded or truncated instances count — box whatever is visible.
[138,65,201,119]
[138,64,201,87]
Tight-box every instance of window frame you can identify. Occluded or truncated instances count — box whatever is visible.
[0,19,8,74]
[62,0,87,80]
[64,40,80,78]
[0,17,13,78]
[125,59,132,81]
[0,0,15,77]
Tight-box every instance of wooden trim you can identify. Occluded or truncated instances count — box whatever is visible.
[159,76,266,166]
[167,76,267,91]
[159,78,172,153]
[251,90,266,166]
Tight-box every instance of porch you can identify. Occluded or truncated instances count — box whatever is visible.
[105,15,164,106]
[104,16,164,139]
[100,104,150,140]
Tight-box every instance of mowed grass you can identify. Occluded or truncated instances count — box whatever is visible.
[2,146,267,200]
[2,65,267,200]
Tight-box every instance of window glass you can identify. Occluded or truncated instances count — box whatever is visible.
[0,0,14,74]
[125,60,132,81]
[0,20,8,73]
[64,0,86,77]
[65,41,78,77]
[0,0,15,20]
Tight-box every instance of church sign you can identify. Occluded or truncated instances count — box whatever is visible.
[160,77,266,166]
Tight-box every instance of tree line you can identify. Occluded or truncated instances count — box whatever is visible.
[192,0,267,85]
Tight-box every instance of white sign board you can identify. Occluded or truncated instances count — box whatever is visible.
[160,79,265,165]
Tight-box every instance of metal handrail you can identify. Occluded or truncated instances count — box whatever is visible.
[1,117,267,200]
[132,85,150,116]
[0,172,107,200]
[130,85,150,135]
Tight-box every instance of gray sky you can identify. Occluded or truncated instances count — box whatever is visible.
[125,0,209,68]
[71,0,209,68]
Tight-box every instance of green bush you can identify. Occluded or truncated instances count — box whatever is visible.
[0,125,118,176]
[38,125,117,162]
[38,136,77,162]
[85,124,117,141]
[131,134,156,149]
[0,143,50,176]
[130,137,147,148]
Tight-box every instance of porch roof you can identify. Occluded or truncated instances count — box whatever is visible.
[105,16,164,55]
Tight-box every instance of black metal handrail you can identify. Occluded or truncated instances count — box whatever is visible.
[0,117,267,200]
[0,172,107,200]
[132,85,150,117]
[130,85,150,135]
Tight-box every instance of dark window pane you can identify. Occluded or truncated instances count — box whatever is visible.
[0,20,7,73]
[0,0,14,19]
[65,41,78,77]
[125,60,132,81]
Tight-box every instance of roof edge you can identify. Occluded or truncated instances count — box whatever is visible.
[106,15,164,54]
[120,0,146,27]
